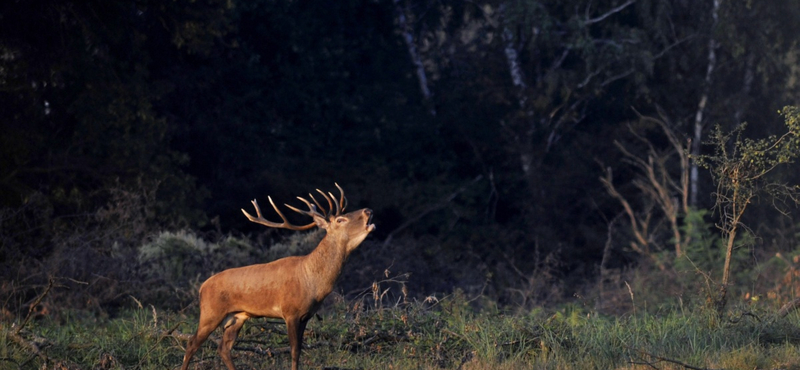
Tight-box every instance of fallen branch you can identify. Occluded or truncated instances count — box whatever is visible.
[0,358,20,369]
[165,328,221,354]
[16,278,55,335]
[779,297,800,318]
[631,348,720,370]
[355,332,408,347]
[727,311,761,323]
[7,329,49,366]
[4,279,59,368]
[629,359,660,370]
[235,341,331,356]
[135,321,191,369]
[233,331,410,357]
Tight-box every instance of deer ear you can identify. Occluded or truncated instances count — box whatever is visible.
[312,213,330,229]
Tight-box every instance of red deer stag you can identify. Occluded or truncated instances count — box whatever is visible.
[180,184,375,370]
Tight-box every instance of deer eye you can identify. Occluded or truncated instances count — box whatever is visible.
[336,217,347,224]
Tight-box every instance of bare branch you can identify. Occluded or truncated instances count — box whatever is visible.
[779,297,800,318]
[584,0,637,26]
[631,347,722,370]
[383,175,483,247]
[599,167,649,252]
[16,278,55,335]
[601,68,635,87]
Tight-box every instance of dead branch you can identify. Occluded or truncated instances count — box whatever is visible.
[177,330,411,358]
[0,358,20,369]
[603,111,692,259]
[779,298,800,318]
[628,359,661,369]
[632,347,721,370]
[3,278,59,368]
[16,278,55,335]
[584,0,637,26]
[167,330,218,348]
[456,350,476,370]
[135,321,191,369]
[597,213,623,311]
[7,329,49,366]
[383,175,483,247]
[599,166,656,260]
[727,311,760,323]
[233,334,392,357]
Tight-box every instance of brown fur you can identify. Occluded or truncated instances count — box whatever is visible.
[180,200,374,370]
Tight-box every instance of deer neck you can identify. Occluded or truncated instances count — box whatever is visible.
[302,235,348,295]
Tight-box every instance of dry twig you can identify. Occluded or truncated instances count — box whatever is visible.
[630,347,721,370]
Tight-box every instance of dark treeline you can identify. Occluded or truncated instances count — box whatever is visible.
[2,0,800,312]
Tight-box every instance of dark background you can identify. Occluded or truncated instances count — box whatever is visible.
[2,0,800,313]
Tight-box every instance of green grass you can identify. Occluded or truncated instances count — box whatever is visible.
[4,294,800,370]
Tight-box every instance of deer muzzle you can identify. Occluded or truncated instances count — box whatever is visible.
[365,209,376,231]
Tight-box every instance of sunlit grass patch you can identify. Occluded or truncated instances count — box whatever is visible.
[5,293,800,370]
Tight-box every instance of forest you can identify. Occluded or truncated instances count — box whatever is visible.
[3,0,800,369]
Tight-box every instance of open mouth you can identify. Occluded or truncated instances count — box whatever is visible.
[366,213,376,231]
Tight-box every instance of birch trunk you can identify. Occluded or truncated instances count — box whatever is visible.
[689,0,720,207]
[499,4,534,178]
[393,0,434,115]
[502,27,527,97]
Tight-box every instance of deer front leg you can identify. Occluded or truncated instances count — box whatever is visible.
[286,316,309,370]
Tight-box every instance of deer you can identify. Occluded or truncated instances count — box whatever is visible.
[179,184,375,370]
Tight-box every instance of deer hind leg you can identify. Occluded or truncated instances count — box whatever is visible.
[181,312,224,370]
[286,317,310,370]
[218,313,249,370]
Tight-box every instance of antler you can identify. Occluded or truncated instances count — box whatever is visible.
[241,184,347,229]
[335,182,347,213]
[312,183,346,218]
[304,183,346,219]
[241,196,319,231]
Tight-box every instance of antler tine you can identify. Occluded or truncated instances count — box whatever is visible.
[335,183,347,213]
[316,189,334,217]
[267,196,289,222]
[285,197,322,218]
[328,192,341,216]
[328,192,342,216]
[307,193,327,218]
[239,198,279,224]
[241,196,316,231]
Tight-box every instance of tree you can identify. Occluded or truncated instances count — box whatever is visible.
[600,109,691,265]
[695,106,800,313]
[645,0,800,208]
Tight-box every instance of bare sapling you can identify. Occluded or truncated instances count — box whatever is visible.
[180,184,376,370]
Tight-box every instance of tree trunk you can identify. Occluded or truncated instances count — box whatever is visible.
[718,181,743,315]
[689,0,720,207]
[393,0,434,115]
[502,25,527,101]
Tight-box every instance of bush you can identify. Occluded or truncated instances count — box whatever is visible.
[133,229,326,308]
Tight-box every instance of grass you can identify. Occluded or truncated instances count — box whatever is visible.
[4,291,800,370]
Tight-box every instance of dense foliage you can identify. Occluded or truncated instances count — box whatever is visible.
[2,0,800,315]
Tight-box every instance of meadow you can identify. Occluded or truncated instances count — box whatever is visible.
[4,206,800,370]
[5,281,800,370]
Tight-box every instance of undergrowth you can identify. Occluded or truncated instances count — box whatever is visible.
[4,201,800,370]
[4,289,800,370]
